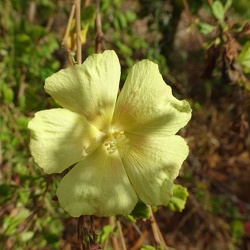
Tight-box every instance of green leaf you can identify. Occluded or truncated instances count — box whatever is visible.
[16,115,30,130]
[40,0,55,9]
[141,245,155,250]
[18,231,34,242]
[130,200,150,219]
[43,231,60,245]
[82,4,96,26]
[231,220,244,243]
[167,184,189,212]
[1,83,14,104]
[197,22,216,35]
[224,0,233,13]
[118,14,128,29]
[37,34,58,59]
[29,25,47,42]
[124,10,137,23]
[17,188,30,204]
[97,225,112,244]
[124,214,137,223]
[237,41,250,73]
[0,184,14,203]
[211,1,225,25]
[3,208,30,235]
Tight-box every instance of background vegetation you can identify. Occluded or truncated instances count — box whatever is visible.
[1,0,250,249]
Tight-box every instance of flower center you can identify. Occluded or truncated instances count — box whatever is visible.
[104,131,129,157]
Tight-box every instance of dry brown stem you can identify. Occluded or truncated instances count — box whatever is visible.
[182,0,204,46]
[117,219,127,250]
[109,216,120,250]
[149,207,169,250]
[61,3,76,65]
[75,0,82,64]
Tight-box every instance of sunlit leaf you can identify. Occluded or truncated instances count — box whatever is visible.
[97,225,112,244]
[18,231,34,242]
[167,184,189,212]
[237,41,250,73]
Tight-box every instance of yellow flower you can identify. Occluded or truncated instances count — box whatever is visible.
[28,50,191,217]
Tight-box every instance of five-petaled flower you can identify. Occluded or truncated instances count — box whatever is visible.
[28,50,192,217]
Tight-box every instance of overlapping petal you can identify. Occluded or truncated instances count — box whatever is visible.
[122,133,189,206]
[28,109,105,174]
[45,50,121,132]
[56,145,138,217]
[112,60,191,136]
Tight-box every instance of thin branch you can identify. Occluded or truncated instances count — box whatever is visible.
[117,219,127,250]
[28,1,36,25]
[61,3,76,65]
[130,231,149,250]
[149,207,169,250]
[109,216,120,250]
[75,0,82,64]
[62,4,75,48]
[83,0,90,8]
[206,0,213,6]
[17,71,26,101]
[182,0,204,46]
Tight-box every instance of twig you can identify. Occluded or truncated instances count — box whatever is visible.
[182,0,204,46]
[83,0,90,8]
[130,231,149,250]
[61,3,75,65]
[95,0,104,53]
[75,0,82,64]
[149,207,169,250]
[28,1,36,25]
[206,0,213,6]
[117,219,127,250]
[61,4,75,47]
[17,71,26,101]
[109,216,120,250]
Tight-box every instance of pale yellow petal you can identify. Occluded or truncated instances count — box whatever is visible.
[56,146,138,217]
[112,60,191,136]
[45,50,120,132]
[28,109,105,174]
[122,133,189,206]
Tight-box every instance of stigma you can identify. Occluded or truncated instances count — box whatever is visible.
[104,131,129,157]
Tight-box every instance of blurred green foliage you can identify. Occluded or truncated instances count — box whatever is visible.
[0,0,63,249]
